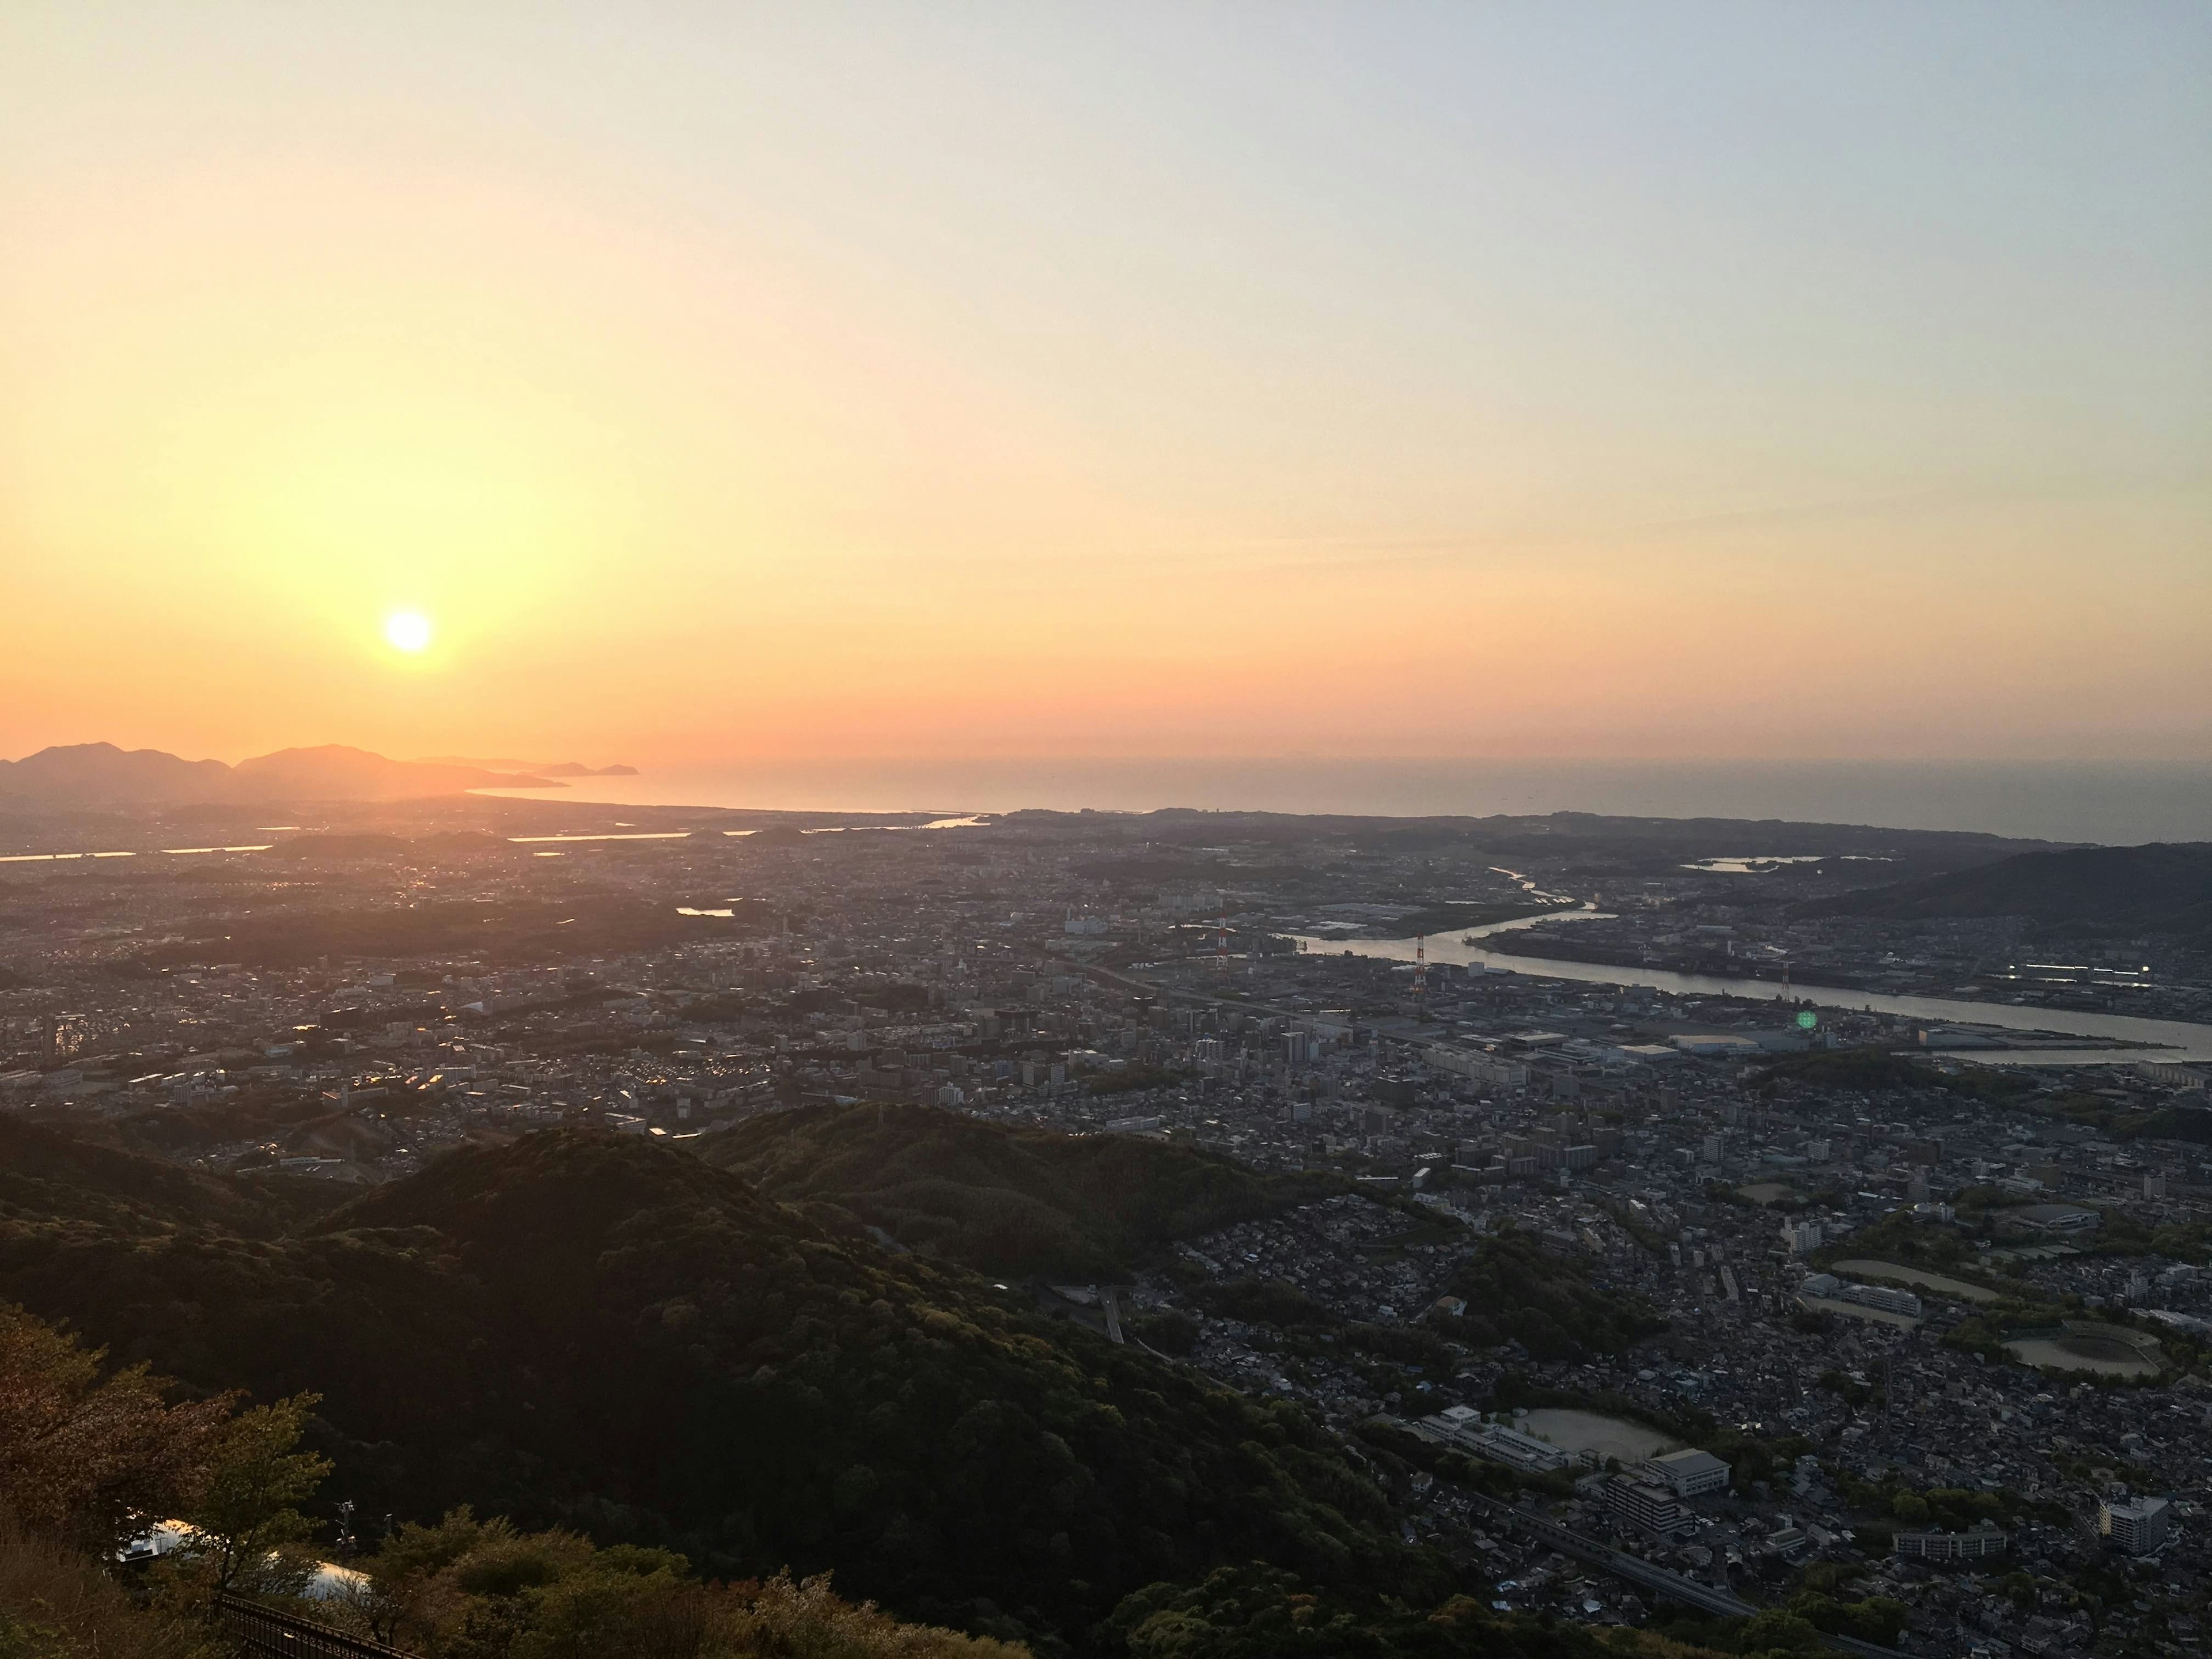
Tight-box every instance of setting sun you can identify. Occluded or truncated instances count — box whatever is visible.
[383,611,433,654]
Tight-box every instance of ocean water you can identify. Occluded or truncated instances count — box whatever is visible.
[481,758,2211,845]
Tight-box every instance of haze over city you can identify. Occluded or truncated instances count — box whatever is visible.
[6,10,2212,1659]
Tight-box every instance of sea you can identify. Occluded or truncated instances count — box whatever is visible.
[480,759,2211,846]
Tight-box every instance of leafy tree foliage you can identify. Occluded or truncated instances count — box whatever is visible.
[190,1394,331,1593]
[0,1303,234,1556]
[347,1509,1026,1659]
[0,1509,197,1659]
[0,1302,329,1656]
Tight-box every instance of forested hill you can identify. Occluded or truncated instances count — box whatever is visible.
[696,1100,1335,1278]
[0,1126,1441,1647]
[0,1114,291,1234]
[1798,841,2212,940]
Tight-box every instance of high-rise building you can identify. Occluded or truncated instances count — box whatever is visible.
[2102,1497,2170,1555]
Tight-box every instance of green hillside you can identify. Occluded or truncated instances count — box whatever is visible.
[0,1116,286,1236]
[0,1126,1439,1647]
[699,1101,1335,1278]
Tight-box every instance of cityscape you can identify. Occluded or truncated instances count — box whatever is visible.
[2,3,2205,1658]
[4,778,2211,1656]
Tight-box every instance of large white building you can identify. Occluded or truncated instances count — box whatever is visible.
[1420,1407,1573,1474]
[1779,1219,1823,1255]
[2102,1497,2171,1555]
[1645,1448,1730,1498]
[1836,1282,1922,1317]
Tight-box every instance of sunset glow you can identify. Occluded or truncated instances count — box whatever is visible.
[0,4,2205,771]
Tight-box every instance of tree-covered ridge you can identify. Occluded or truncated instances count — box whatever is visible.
[0,1117,278,1238]
[1440,1234,1665,1361]
[698,1101,1334,1278]
[0,1128,1443,1647]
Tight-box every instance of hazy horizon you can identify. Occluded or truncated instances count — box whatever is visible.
[5,741,2209,846]
[463,757,2210,846]
[5,3,2207,771]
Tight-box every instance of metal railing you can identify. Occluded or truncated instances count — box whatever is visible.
[214,1593,422,1659]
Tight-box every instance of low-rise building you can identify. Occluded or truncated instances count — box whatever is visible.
[1837,1282,1922,1317]
[1645,1447,1731,1498]
[1419,1408,1574,1474]
[1895,1524,2009,1562]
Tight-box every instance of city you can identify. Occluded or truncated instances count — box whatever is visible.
[3,4,2203,1656]
[5,791,2209,1656]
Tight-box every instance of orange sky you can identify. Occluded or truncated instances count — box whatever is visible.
[3,4,2206,768]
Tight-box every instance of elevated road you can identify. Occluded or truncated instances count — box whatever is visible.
[1461,1491,1906,1659]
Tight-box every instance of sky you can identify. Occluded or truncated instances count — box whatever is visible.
[2,2,2207,772]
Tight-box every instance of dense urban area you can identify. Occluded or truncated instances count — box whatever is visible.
[5,787,2212,1659]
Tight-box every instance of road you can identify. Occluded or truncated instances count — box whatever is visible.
[1460,1490,1906,1659]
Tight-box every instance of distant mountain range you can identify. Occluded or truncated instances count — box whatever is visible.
[0,743,632,805]
[1801,841,2212,940]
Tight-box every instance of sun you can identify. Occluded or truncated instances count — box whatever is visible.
[383,611,434,653]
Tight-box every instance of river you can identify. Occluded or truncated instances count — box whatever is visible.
[1290,911,2212,1064]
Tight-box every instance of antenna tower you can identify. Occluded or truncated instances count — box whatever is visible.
[1215,895,1229,976]
[1413,934,1427,1018]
